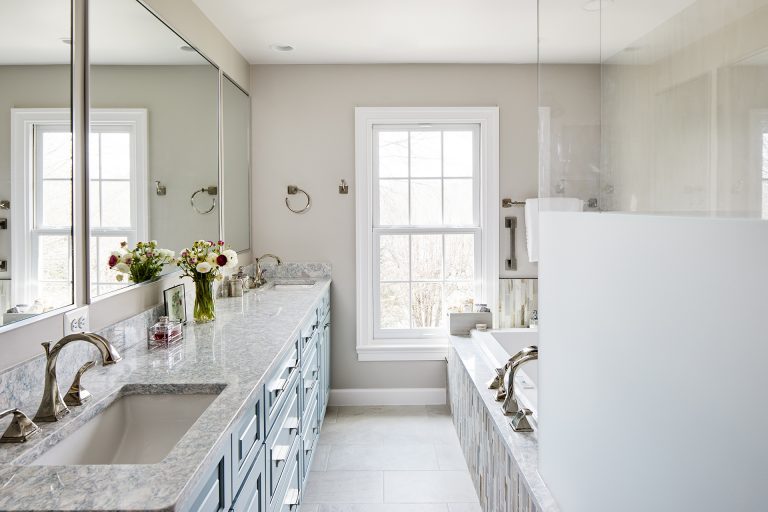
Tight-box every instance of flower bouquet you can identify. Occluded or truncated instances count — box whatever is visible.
[108,241,175,284]
[176,240,238,323]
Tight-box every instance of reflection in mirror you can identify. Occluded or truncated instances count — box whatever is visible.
[222,75,251,253]
[89,0,220,298]
[0,1,74,327]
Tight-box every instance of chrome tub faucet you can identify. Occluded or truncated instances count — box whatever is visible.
[34,333,121,422]
[501,345,538,416]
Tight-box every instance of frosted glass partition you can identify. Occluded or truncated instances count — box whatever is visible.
[601,0,768,216]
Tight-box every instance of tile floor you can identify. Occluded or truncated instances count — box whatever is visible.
[302,405,481,512]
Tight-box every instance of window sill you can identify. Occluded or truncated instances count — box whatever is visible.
[357,342,450,361]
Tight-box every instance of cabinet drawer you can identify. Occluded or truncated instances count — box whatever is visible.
[270,441,301,512]
[189,450,231,512]
[266,338,300,431]
[301,344,319,417]
[266,374,301,501]
[316,290,330,326]
[232,388,264,492]
[301,390,320,482]
[231,446,266,512]
[299,316,319,356]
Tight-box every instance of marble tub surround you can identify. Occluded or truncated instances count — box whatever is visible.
[448,336,558,512]
[0,278,331,511]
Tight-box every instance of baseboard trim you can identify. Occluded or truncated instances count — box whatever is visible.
[328,387,447,406]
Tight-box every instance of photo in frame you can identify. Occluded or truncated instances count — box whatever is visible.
[163,284,187,324]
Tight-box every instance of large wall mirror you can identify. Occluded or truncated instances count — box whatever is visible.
[0,1,74,327]
[88,0,220,298]
[222,75,251,253]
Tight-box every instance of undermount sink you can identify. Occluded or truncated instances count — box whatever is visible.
[271,279,316,290]
[32,391,220,465]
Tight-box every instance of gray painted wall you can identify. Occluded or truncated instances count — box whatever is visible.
[250,64,600,390]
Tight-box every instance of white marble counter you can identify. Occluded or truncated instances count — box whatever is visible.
[0,278,331,511]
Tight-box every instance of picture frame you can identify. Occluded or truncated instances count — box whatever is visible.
[163,283,187,324]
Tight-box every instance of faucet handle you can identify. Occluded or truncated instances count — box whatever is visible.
[509,408,534,433]
[0,408,41,443]
[63,360,97,407]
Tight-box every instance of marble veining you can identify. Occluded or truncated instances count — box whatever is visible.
[0,278,331,511]
[261,261,332,279]
[448,335,559,512]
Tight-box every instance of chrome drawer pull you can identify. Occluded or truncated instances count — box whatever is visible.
[269,378,287,396]
[285,417,299,434]
[287,359,298,370]
[304,379,317,391]
[272,445,290,464]
[285,488,300,510]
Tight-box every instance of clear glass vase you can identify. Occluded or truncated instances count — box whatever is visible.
[193,275,215,323]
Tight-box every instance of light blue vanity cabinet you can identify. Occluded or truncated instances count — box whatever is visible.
[185,288,330,512]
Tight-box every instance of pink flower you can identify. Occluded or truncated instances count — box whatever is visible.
[216,254,228,266]
[108,254,118,267]
[218,240,224,246]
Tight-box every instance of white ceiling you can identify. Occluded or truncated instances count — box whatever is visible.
[192,0,699,65]
[0,0,209,66]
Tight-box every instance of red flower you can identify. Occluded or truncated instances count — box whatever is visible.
[108,254,118,267]
[216,254,228,267]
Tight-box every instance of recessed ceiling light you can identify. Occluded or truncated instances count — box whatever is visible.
[60,37,72,45]
[270,44,294,52]
[583,0,613,12]
[179,45,196,52]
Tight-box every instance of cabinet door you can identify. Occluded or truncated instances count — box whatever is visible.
[232,387,265,493]
[231,446,266,512]
[186,445,232,512]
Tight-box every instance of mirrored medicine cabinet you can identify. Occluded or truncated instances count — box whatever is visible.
[0,0,251,332]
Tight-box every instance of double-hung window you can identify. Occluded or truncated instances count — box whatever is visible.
[356,108,499,361]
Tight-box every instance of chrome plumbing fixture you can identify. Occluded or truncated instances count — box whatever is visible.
[63,360,97,406]
[489,345,538,400]
[502,345,539,415]
[34,333,121,422]
[509,408,534,433]
[253,254,283,288]
[285,185,311,214]
[0,409,40,443]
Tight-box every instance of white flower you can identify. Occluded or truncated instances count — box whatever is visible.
[206,253,218,265]
[196,261,212,273]
[115,262,130,274]
[223,250,238,268]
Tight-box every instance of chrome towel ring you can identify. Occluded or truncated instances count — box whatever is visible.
[191,186,218,215]
[285,185,311,214]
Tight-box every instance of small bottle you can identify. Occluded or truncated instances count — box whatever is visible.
[147,316,183,349]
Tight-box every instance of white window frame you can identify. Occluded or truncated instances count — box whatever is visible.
[88,109,149,297]
[355,107,500,361]
[10,108,148,303]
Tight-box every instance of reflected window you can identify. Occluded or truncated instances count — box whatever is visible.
[89,110,148,296]
[372,124,481,337]
[763,133,768,219]
[10,110,73,311]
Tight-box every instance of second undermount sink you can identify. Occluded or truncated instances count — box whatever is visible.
[271,279,316,290]
[32,391,220,465]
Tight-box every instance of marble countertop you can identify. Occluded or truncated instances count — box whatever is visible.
[0,278,331,511]
[449,334,559,512]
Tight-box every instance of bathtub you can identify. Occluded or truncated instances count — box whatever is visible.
[471,328,539,420]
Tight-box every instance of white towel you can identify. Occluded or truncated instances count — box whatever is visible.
[525,197,583,263]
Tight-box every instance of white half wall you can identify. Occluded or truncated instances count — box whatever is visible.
[538,212,768,511]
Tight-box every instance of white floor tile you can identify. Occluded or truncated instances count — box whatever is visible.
[435,443,469,471]
[317,505,448,512]
[300,505,320,512]
[383,471,479,504]
[304,471,384,504]
[311,444,331,472]
[326,443,439,471]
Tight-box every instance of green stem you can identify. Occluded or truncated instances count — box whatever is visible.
[193,274,216,323]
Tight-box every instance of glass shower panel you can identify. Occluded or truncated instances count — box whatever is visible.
[601,0,768,216]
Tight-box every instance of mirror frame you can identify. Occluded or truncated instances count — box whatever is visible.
[0,0,251,332]
[87,0,231,305]
[0,0,81,334]
[220,72,252,255]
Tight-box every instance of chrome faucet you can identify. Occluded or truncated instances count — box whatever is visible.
[34,333,121,422]
[501,345,538,416]
[253,253,282,288]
